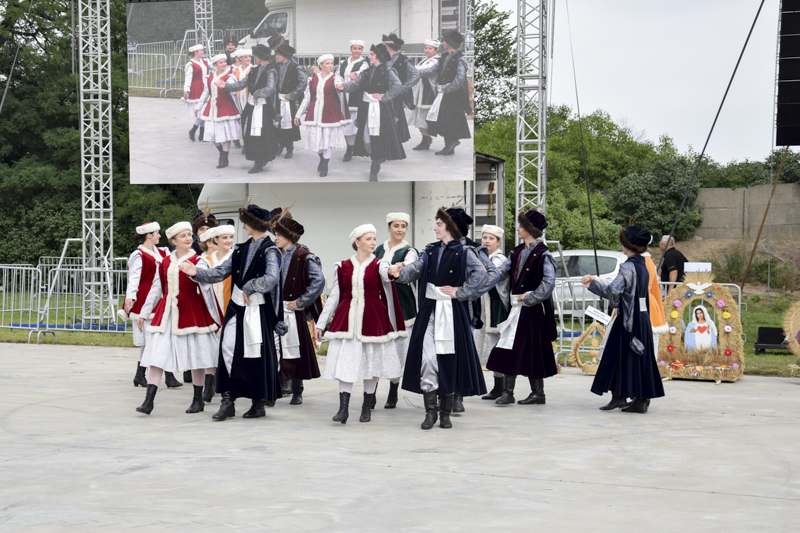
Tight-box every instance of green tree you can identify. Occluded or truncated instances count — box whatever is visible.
[474,0,517,129]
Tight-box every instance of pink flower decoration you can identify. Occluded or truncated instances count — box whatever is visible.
[717,300,725,308]
[732,363,739,368]
[724,325,732,332]
[673,300,682,307]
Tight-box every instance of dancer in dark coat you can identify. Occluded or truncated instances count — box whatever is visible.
[382,33,419,144]
[275,43,307,159]
[426,30,472,156]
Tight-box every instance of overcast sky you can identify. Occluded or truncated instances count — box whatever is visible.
[492,0,780,164]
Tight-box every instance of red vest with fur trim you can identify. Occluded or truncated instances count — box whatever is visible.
[201,71,240,120]
[327,256,405,343]
[304,74,350,125]
[149,253,220,335]
[130,246,169,319]
[187,59,209,102]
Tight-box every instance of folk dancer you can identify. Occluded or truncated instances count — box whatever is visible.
[232,49,253,112]
[473,225,510,401]
[220,44,280,174]
[382,33,420,144]
[135,222,222,415]
[295,54,350,177]
[315,224,406,424]
[120,222,181,389]
[271,211,325,406]
[389,208,489,430]
[340,44,406,181]
[338,40,370,161]
[374,212,419,409]
[274,44,307,159]
[486,209,558,406]
[197,54,243,169]
[408,39,441,151]
[427,30,472,156]
[581,225,666,414]
[182,204,284,421]
[184,44,209,142]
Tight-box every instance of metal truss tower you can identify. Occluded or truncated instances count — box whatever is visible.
[515,0,549,216]
[194,0,215,51]
[464,0,475,75]
[78,0,115,324]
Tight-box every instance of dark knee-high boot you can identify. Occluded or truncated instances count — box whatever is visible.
[518,377,546,405]
[453,393,465,413]
[384,381,399,409]
[599,394,629,411]
[136,384,158,415]
[133,362,147,387]
[317,152,324,172]
[343,145,353,162]
[333,392,351,424]
[185,385,204,413]
[243,399,267,418]
[319,157,330,177]
[360,392,375,422]
[202,373,216,403]
[198,126,205,142]
[495,375,516,405]
[412,135,432,150]
[439,393,454,429]
[164,372,183,388]
[212,391,235,420]
[370,381,378,409]
[189,124,199,141]
[369,160,381,182]
[182,370,192,383]
[421,390,439,430]
[482,375,503,400]
[290,379,304,405]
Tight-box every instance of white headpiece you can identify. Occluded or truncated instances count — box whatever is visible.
[136,222,160,235]
[349,224,377,245]
[386,213,410,225]
[166,221,192,240]
[215,225,236,237]
[350,40,366,48]
[188,44,204,52]
[317,53,334,65]
[210,53,227,65]
[424,39,441,48]
[230,49,243,58]
[241,48,253,57]
[481,224,504,240]
[199,226,218,243]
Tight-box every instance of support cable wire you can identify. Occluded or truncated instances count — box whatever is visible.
[657,0,766,273]
[0,0,37,117]
[564,0,600,276]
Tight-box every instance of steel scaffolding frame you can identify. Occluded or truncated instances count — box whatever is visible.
[78,0,115,324]
[515,0,549,217]
[194,0,215,52]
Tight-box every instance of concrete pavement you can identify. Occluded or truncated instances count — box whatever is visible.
[1,342,799,531]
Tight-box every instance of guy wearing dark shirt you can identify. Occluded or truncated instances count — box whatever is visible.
[659,235,686,288]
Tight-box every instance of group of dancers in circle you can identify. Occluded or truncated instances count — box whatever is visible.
[124,203,665,430]
[183,28,471,181]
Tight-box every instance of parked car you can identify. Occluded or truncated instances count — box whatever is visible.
[551,249,628,317]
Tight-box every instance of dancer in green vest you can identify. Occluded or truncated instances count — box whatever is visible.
[374,212,419,408]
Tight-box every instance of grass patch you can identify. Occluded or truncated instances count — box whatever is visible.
[0,328,135,348]
[740,295,799,377]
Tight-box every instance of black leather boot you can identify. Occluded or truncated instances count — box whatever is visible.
[290,379,304,405]
[248,160,265,174]
[216,149,229,169]
[412,135,432,150]
[599,395,629,411]
[482,375,503,400]
[233,139,241,148]
[435,139,460,155]
[371,381,378,409]
[136,384,158,415]
[343,145,353,162]
[495,375,516,405]
[317,152,324,171]
[202,373,215,403]
[185,385,205,413]
[133,362,147,387]
[333,392,351,424]
[384,381,399,409]
[621,398,649,414]
[189,124,198,141]
[164,372,183,388]
[319,158,329,177]
[369,160,381,182]
[212,391,235,420]
[198,126,204,142]
[453,393,465,413]
[439,394,454,429]
[182,370,192,383]
[281,379,292,396]
[284,146,293,159]
[518,377,546,405]
[421,390,438,430]
[360,392,375,422]
[243,399,267,418]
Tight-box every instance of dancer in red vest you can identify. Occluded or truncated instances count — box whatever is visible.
[198,54,243,169]
[295,54,351,177]
[120,222,183,389]
[135,222,222,416]
[315,224,406,424]
[184,44,209,142]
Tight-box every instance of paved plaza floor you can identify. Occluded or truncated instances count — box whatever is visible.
[1,342,799,531]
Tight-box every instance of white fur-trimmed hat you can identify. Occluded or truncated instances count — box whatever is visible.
[481,224,504,240]
[317,53,334,65]
[424,39,441,48]
[199,226,218,243]
[386,212,410,225]
[350,40,366,48]
[166,221,192,240]
[230,48,244,58]
[210,53,227,65]
[215,225,235,237]
[136,222,160,235]
[349,224,377,245]
[188,44,204,52]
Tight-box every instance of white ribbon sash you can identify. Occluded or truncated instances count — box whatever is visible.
[426,85,446,122]
[248,93,266,136]
[231,285,265,358]
[362,92,381,136]
[495,294,528,350]
[279,94,293,130]
[282,302,302,360]
[425,283,455,355]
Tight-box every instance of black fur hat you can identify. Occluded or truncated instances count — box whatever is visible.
[371,43,392,64]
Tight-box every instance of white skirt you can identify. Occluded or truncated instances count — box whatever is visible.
[140,310,219,372]
[406,106,432,130]
[132,317,151,347]
[324,337,402,383]
[202,118,242,143]
[304,124,347,151]
[473,326,500,367]
[394,335,410,367]
[186,101,202,120]
[342,109,359,136]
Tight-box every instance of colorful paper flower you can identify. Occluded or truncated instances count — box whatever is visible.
[686,291,693,298]
[717,300,725,308]
[722,311,731,319]
[732,363,739,368]
[706,291,714,298]
[725,349,732,356]
[669,326,677,334]
[670,311,679,319]
[667,345,675,352]
[673,300,682,307]
[659,360,667,365]
[724,325,732,332]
